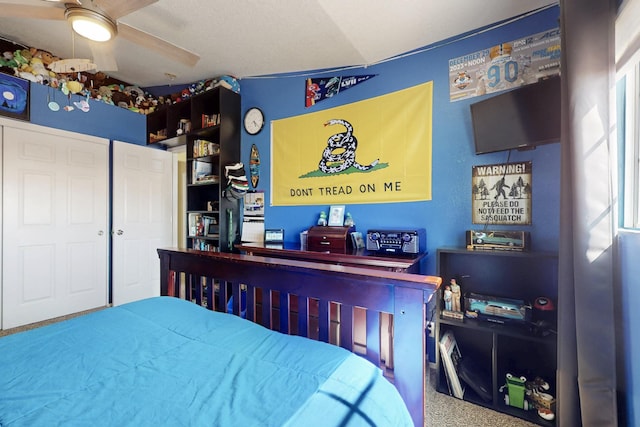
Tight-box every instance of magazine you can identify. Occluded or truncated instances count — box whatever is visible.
[439,330,465,399]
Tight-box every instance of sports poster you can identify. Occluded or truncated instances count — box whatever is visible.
[472,161,532,225]
[306,75,376,107]
[449,27,561,102]
[272,82,433,206]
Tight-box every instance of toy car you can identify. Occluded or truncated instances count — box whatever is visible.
[473,231,523,247]
[466,293,531,322]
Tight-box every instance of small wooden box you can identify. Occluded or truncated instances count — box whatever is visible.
[307,226,354,253]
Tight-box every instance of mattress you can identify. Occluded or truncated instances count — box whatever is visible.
[0,297,412,426]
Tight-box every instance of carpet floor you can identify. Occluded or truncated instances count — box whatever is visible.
[425,367,539,426]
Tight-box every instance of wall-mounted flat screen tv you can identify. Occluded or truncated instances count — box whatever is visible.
[470,75,561,154]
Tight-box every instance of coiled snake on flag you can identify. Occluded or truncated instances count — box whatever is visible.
[318,119,379,174]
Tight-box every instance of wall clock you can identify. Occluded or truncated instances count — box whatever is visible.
[244,107,265,135]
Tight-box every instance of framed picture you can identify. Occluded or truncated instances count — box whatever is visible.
[264,228,284,249]
[0,74,30,122]
[264,228,284,243]
[350,231,365,249]
[328,205,345,226]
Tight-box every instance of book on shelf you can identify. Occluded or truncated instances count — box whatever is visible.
[439,330,465,399]
[193,139,220,158]
[202,113,220,128]
[189,213,203,237]
[192,239,218,251]
[188,213,219,237]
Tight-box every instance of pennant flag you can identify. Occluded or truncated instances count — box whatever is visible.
[273,81,433,206]
[305,75,376,107]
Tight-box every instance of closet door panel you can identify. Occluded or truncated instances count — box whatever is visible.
[2,125,108,329]
[111,141,173,306]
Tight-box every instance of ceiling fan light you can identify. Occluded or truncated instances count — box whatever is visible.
[65,7,117,42]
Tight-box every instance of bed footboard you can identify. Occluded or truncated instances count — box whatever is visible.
[158,248,441,426]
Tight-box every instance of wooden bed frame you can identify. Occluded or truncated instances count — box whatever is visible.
[158,248,441,426]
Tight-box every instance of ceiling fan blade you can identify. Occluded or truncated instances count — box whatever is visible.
[94,0,158,19]
[0,4,65,20]
[118,22,200,67]
[88,41,118,72]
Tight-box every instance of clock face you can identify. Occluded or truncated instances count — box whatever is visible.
[244,107,264,135]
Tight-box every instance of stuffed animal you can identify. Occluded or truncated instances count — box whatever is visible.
[124,85,144,100]
[180,87,191,101]
[89,71,108,88]
[170,92,182,103]
[217,75,240,93]
[30,48,58,68]
[137,97,154,114]
[0,51,18,68]
[65,80,84,94]
[33,50,59,85]
[56,72,73,88]
[48,75,60,88]
[155,95,173,108]
[111,89,132,108]
[97,86,114,104]
[28,57,50,84]
[192,79,206,95]
[13,49,32,68]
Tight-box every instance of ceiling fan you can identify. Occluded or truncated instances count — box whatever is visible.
[0,0,200,71]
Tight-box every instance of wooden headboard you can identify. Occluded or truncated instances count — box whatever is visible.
[158,248,441,426]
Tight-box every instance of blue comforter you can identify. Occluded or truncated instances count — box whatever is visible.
[0,297,412,426]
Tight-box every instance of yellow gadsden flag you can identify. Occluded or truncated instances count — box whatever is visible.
[271,81,433,206]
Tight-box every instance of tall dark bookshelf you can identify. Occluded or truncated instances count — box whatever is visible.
[148,86,241,252]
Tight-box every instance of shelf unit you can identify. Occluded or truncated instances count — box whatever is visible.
[435,247,558,426]
[148,87,241,252]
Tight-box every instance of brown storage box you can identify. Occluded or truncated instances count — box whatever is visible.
[307,226,354,253]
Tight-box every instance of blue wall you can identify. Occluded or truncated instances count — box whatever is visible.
[239,6,561,275]
[28,82,147,145]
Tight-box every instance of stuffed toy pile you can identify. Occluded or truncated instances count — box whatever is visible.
[0,39,240,116]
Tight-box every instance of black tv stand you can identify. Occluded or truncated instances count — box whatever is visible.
[435,247,558,426]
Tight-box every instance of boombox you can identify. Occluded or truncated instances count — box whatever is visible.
[366,228,426,254]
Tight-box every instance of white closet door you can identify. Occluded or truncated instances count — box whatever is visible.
[2,125,108,329]
[111,141,173,306]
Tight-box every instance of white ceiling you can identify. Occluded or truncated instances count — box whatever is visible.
[0,0,558,88]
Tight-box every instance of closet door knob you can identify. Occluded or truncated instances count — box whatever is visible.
[115,229,124,235]
[98,230,104,236]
